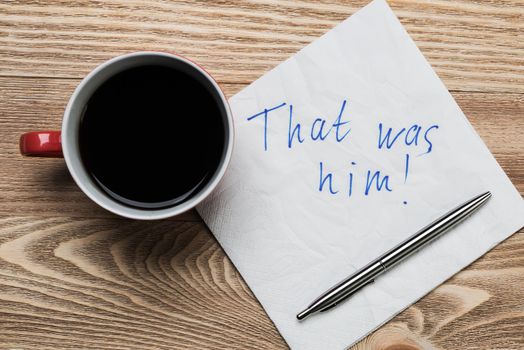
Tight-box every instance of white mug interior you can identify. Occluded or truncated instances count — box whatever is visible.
[62,52,233,220]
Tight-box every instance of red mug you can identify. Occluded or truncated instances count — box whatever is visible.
[20,52,234,220]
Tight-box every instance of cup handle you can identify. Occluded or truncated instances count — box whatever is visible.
[20,131,63,157]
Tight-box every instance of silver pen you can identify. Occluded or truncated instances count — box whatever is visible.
[297,191,492,320]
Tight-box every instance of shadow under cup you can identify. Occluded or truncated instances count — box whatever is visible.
[62,53,233,220]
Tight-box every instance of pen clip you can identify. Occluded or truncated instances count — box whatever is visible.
[319,279,375,312]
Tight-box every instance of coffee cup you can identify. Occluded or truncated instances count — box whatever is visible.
[20,52,234,220]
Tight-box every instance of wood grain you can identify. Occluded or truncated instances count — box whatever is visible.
[0,0,522,349]
[0,217,286,349]
[0,0,523,92]
[0,218,521,350]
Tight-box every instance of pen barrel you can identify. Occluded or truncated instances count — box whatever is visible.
[310,260,384,313]
[380,192,491,269]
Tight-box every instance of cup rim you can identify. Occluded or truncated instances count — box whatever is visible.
[62,51,234,220]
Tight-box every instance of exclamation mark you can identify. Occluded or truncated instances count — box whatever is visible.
[403,153,410,205]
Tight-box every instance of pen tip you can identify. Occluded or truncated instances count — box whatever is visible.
[297,308,313,321]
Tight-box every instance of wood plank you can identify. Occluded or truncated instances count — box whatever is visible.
[0,0,523,92]
[1,77,522,220]
[0,216,521,349]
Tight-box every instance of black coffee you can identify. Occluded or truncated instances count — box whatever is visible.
[79,65,225,209]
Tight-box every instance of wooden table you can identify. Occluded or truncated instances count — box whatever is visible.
[0,1,522,349]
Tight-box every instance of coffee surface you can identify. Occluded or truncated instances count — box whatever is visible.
[79,65,225,209]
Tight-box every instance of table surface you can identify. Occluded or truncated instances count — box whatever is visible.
[0,1,522,349]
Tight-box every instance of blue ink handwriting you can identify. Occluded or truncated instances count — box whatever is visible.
[246,99,440,205]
